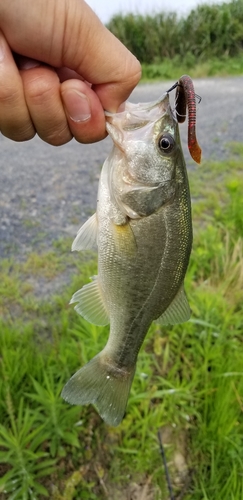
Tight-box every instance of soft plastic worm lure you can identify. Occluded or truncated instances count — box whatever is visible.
[167,75,202,164]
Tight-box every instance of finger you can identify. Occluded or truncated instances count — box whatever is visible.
[20,63,72,146]
[61,79,107,143]
[0,0,141,112]
[0,30,35,141]
[56,67,90,84]
[62,5,142,112]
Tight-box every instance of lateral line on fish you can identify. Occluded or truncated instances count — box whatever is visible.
[116,211,172,364]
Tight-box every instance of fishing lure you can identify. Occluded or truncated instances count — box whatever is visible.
[167,75,202,164]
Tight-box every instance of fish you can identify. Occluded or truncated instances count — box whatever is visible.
[61,75,201,426]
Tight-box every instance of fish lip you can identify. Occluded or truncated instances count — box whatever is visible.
[105,121,125,153]
[104,92,170,123]
[105,93,172,149]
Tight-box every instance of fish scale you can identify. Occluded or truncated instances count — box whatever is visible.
[62,80,200,426]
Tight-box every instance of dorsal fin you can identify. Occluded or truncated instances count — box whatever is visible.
[155,286,190,325]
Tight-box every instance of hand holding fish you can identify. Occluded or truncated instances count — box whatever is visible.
[0,0,141,145]
[62,76,201,426]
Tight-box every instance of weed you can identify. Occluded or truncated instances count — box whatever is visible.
[0,396,55,498]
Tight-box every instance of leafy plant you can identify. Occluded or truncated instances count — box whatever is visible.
[0,397,55,499]
[26,373,81,457]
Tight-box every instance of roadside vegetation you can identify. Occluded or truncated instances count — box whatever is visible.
[107,0,243,80]
[0,141,243,499]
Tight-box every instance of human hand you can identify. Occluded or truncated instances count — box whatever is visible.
[0,0,141,145]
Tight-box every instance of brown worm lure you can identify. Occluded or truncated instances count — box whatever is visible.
[167,75,202,164]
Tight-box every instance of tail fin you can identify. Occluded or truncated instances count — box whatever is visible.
[61,352,135,427]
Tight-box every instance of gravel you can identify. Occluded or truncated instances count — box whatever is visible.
[1,76,243,260]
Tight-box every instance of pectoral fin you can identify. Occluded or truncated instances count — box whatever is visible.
[72,213,98,251]
[155,286,190,325]
[112,221,137,256]
[70,275,110,326]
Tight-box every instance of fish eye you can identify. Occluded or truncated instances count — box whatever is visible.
[158,133,175,154]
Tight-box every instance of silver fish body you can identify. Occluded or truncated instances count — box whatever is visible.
[62,93,192,426]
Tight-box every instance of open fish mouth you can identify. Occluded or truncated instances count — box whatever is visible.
[105,93,171,132]
[106,75,201,164]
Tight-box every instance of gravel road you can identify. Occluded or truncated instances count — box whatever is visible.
[1,76,243,260]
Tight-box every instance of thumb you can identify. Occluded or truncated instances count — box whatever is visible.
[0,0,141,111]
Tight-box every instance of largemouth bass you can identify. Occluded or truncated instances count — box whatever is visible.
[62,76,201,426]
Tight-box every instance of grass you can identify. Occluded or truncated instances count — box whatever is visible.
[141,54,243,82]
[107,1,243,80]
[0,143,243,498]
